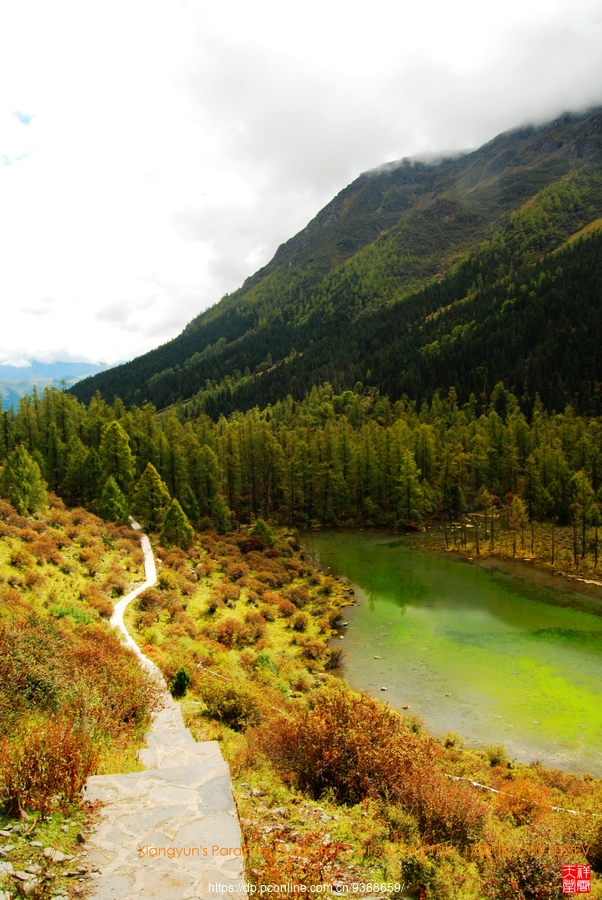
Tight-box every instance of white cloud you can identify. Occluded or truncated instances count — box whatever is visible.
[0,0,601,365]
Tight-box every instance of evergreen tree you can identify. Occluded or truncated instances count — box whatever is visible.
[0,444,47,514]
[250,517,274,547]
[212,493,232,534]
[62,436,88,506]
[99,421,135,496]
[160,499,194,548]
[179,483,200,524]
[397,448,426,523]
[98,476,129,523]
[131,462,171,530]
[82,447,103,506]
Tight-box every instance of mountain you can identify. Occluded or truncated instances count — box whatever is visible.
[1,360,108,410]
[70,107,602,415]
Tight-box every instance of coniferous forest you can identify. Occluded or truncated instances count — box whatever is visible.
[3,376,602,555]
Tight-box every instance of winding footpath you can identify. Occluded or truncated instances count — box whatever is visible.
[83,520,245,900]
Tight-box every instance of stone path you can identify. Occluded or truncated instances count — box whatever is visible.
[83,521,244,900]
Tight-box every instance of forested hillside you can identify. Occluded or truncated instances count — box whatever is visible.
[70,108,602,413]
[5,377,602,546]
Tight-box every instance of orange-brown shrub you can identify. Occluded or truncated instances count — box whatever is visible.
[244,611,267,643]
[298,637,326,660]
[24,569,46,590]
[53,530,72,549]
[243,822,349,888]
[291,612,309,632]
[480,830,582,900]
[284,585,311,608]
[494,774,552,826]
[19,528,39,543]
[79,547,101,575]
[277,599,296,618]
[225,561,250,582]
[102,572,128,597]
[255,683,487,850]
[247,579,266,597]
[82,585,113,618]
[256,570,278,588]
[215,616,247,649]
[137,587,163,611]
[162,548,188,569]
[0,718,98,814]
[30,536,62,565]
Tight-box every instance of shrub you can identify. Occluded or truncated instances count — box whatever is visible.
[215,616,247,649]
[387,806,421,844]
[171,667,191,697]
[255,683,486,850]
[250,518,275,548]
[325,648,344,669]
[318,576,336,596]
[158,569,180,591]
[285,585,311,608]
[30,536,61,565]
[239,535,267,553]
[277,599,296,618]
[225,561,249,582]
[443,731,464,749]
[244,611,267,643]
[255,683,427,804]
[495,774,551,826]
[291,612,309,632]
[0,719,98,814]
[243,822,348,888]
[9,548,34,569]
[253,650,279,675]
[198,674,263,731]
[299,637,326,660]
[258,604,276,621]
[137,587,163,612]
[481,832,581,900]
[486,743,509,767]
[83,586,113,618]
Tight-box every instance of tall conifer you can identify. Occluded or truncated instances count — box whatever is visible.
[131,462,171,530]
[98,476,128,523]
[160,499,194,548]
[0,444,47,514]
[99,421,135,496]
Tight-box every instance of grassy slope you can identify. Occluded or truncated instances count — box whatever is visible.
[123,528,602,898]
[0,496,160,900]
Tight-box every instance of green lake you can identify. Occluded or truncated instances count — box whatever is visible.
[302,531,602,777]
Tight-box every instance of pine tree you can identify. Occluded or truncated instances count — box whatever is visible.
[98,476,129,523]
[82,448,103,506]
[0,444,47,514]
[397,448,426,523]
[99,421,135,496]
[131,462,171,530]
[62,436,88,506]
[250,517,274,547]
[179,483,200,524]
[160,499,194,548]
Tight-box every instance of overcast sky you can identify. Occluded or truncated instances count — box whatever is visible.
[1,0,602,367]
